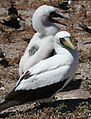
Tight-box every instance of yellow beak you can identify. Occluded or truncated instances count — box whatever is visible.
[64,38,75,50]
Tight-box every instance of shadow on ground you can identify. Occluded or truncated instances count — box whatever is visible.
[62,79,82,91]
[0,97,91,118]
[0,79,83,118]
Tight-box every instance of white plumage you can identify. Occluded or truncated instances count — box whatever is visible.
[17,31,78,90]
[19,5,64,76]
[0,31,78,112]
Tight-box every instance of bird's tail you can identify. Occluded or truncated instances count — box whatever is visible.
[0,100,22,112]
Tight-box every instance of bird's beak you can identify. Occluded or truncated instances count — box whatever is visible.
[48,12,68,26]
[18,17,25,21]
[64,37,75,50]
[21,18,25,21]
[49,11,68,19]
[49,18,68,26]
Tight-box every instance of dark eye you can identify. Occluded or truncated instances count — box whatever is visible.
[60,38,64,43]
[69,37,71,40]
[60,38,64,41]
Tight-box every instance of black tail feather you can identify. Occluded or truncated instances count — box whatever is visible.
[0,100,23,112]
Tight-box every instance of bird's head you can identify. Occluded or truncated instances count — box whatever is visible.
[54,31,74,50]
[32,5,67,32]
[17,16,25,22]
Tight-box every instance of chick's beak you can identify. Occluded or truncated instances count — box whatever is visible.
[48,17,67,26]
[48,12,68,26]
[64,37,75,50]
[49,11,68,19]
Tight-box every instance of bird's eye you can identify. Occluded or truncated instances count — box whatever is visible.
[59,38,64,46]
[60,38,64,43]
[68,37,71,40]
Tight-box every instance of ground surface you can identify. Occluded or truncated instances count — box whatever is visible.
[0,0,91,119]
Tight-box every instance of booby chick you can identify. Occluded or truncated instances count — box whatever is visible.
[19,5,67,76]
[0,31,78,112]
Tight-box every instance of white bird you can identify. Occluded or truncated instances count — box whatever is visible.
[0,31,78,112]
[19,5,67,76]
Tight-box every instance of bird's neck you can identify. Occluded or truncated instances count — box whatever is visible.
[54,42,76,59]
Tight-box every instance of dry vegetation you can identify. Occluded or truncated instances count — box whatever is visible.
[0,0,91,119]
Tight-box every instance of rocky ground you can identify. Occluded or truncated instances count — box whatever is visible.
[0,0,91,119]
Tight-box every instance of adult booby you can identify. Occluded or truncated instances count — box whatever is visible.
[0,31,78,112]
[19,5,67,76]
[79,22,91,34]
